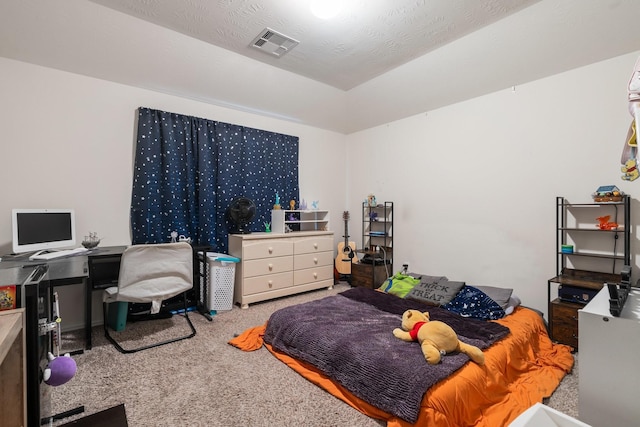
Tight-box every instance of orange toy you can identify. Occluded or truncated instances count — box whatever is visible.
[597,215,619,230]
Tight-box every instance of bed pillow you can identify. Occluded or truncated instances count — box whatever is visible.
[442,285,506,320]
[404,277,464,306]
[473,285,513,310]
[504,295,522,315]
[378,273,420,298]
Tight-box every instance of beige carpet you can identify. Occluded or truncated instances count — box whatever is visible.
[50,283,578,426]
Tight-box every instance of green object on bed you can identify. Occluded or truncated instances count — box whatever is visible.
[377,273,420,297]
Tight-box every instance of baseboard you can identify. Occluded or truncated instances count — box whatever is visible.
[61,319,105,333]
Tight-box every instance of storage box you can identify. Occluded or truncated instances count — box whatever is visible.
[509,403,590,427]
[202,252,239,314]
[561,245,574,254]
[107,301,128,332]
[558,285,598,304]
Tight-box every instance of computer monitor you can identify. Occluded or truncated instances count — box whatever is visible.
[12,208,76,254]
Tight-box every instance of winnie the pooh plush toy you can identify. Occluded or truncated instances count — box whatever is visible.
[393,309,485,365]
[621,158,639,181]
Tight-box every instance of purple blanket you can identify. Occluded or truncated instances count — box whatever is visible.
[264,287,510,423]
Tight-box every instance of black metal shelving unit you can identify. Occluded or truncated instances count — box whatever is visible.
[547,195,631,348]
[352,201,393,288]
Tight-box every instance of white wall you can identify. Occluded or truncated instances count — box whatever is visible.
[0,57,346,329]
[348,51,640,316]
[2,50,639,328]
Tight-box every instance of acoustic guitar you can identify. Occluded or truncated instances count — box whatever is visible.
[335,211,358,275]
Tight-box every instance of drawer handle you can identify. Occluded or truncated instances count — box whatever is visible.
[314,243,318,249]
[268,247,273,254]
[268,263,273,271]
[268,280,273,288]
[313,257,318,264]
[313,272,318,279]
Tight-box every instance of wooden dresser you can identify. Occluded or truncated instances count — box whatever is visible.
[229,231,334,308]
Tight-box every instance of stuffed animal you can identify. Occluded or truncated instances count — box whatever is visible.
[393,309,485,365]
[43,352,77,386]
[621,158,639,181]
[596,215,619,230]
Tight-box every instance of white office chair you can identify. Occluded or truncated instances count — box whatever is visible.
[102,242,196,353]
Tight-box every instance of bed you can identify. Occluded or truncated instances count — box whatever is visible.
[230,282,574,427]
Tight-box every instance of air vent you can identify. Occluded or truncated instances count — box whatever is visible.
[250,27,299,58]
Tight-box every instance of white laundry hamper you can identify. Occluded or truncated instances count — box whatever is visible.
[202,252,239,314]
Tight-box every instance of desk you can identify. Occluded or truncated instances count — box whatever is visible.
[0,246,126,350]
[0,244,208,350]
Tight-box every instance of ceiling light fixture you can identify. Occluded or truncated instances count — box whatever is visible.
[310,0,343,19]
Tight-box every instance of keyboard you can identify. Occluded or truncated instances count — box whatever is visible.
[29,247,89,261]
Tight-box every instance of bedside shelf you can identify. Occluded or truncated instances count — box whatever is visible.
[351,202,393,289]
[547,195,631,349]
[549,269,622,291]
[556,251,625,260]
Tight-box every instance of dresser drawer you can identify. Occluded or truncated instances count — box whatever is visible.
[242,239,293,260]
[294,265,333,286]
[293,236,334,254]
[294,251,333,270]
[242,256,293,278]
[243,272,293,295]
[550,299,580,348]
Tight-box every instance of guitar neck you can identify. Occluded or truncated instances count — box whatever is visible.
[336,212,359,273]
[344,220,349,244]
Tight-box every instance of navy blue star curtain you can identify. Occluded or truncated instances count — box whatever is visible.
[131,107,299,253]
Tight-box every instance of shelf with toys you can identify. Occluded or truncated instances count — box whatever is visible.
[271,199,329,234]
[547,187,630,349]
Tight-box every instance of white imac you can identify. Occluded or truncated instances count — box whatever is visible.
[12,208,76,254]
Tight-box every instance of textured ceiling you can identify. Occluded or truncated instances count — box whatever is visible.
[1,1,640,134]
[88,0,540,90]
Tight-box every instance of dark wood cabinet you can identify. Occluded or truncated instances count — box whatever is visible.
[350,263,389,289]
[550,299,580,349]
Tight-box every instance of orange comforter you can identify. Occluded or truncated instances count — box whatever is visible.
[230,306,573,427]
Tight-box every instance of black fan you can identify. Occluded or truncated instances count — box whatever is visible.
[228,197,257,234]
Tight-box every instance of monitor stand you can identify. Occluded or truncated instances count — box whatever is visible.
[30,249,54,257]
